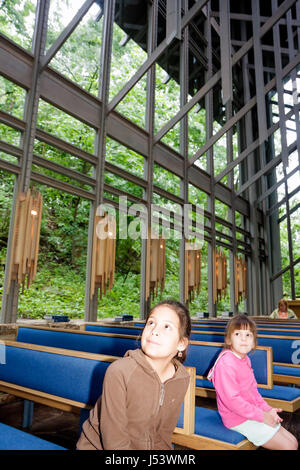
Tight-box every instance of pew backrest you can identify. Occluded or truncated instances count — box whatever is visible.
[0,340,118,410]
[258,335,300,364]
[184,341,273,389]
[188,330,300,365]
[84,323,143,336]
[16,325,140,357]
[190,324,300,336]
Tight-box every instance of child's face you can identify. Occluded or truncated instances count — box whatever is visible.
[228,328,254,358]
[141,306,187,364]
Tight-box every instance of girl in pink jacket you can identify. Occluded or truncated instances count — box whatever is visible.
[208,314,297,450]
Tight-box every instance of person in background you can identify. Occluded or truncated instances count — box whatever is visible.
[270,299,296,319]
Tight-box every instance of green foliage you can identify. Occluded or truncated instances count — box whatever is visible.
[0,0,36,50]
[0,2,298,320]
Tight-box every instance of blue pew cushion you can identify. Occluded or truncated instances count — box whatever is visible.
[0,422,66,450]
[194,407,246,444]
[273,365,300,378]
[190,332,224,342]
[258,385,300,401]
[184,344,222,376]
[85,324,142,336]
[17,327,140,357]
[195,378,214,389]
[0,344,111,406]
[176,405,245,445]
[185,343,270,386]
[257,337,297,364]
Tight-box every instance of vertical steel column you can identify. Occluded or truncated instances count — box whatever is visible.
[1,0,50,323]
[272,0,288,169]
[251,3,268,222]
[286,6,300,299]
[205,3,216,317]
[84,0,115,321]
[179,0,189,306]
[287,7,300,176]
[264,79,283,308]
[220,0,232,105]
[240,14,260,316]
[252,0,268,146]
[226,100,237,315]
[139,0,158,319]
[220,1,236,314]
[252,1,273,315]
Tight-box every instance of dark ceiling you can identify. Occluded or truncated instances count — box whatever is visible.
[96,0,295,125]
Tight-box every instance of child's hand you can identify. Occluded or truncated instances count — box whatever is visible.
[263,408,283,427]
[271,408,283,424]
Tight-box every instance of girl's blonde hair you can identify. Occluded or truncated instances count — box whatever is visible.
[278,299,288,310]
[224,314,257,350]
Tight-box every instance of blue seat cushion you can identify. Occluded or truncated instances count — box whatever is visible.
[273,365,300,378]
[177,405,245,445]
[258,384,300,400]
[195,378,214,389]
[0,423,66,450]
[194,407,246,444]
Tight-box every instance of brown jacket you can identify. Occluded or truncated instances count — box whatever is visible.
[76,348,190,450]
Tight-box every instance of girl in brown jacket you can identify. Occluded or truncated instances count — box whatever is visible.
[76,300,191,450]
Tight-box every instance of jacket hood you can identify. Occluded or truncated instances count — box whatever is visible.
[207,348,232,382]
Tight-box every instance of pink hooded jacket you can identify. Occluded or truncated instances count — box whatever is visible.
[208,349,272,428]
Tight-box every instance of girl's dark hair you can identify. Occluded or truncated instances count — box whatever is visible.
[145,299,191,363]
[224,314,257,350]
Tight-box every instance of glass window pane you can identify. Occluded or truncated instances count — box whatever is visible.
[0,0,37,51]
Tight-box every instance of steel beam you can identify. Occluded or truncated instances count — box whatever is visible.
[1,0,50,323]
[236,141,297,196]
[0,34,250,216]
[84,0,115,321]
[153,0,297,146]
[107,0,210,113]
[40,0,95,71]
[188,52,300,167]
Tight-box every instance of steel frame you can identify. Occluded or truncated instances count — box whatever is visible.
[0,0,299,322]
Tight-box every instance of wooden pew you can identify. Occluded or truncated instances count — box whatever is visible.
[15,326,300,411]
[0,340,119,443]
[173,367,256,450]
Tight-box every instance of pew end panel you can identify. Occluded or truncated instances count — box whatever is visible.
[172,366,256,450]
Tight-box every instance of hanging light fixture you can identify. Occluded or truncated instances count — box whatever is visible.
[90,211,116,300]
[7,189,43,293]
[214,248,227,303]
[145,228,165,301]
[235,255,247,304]
[185,241,201,302]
